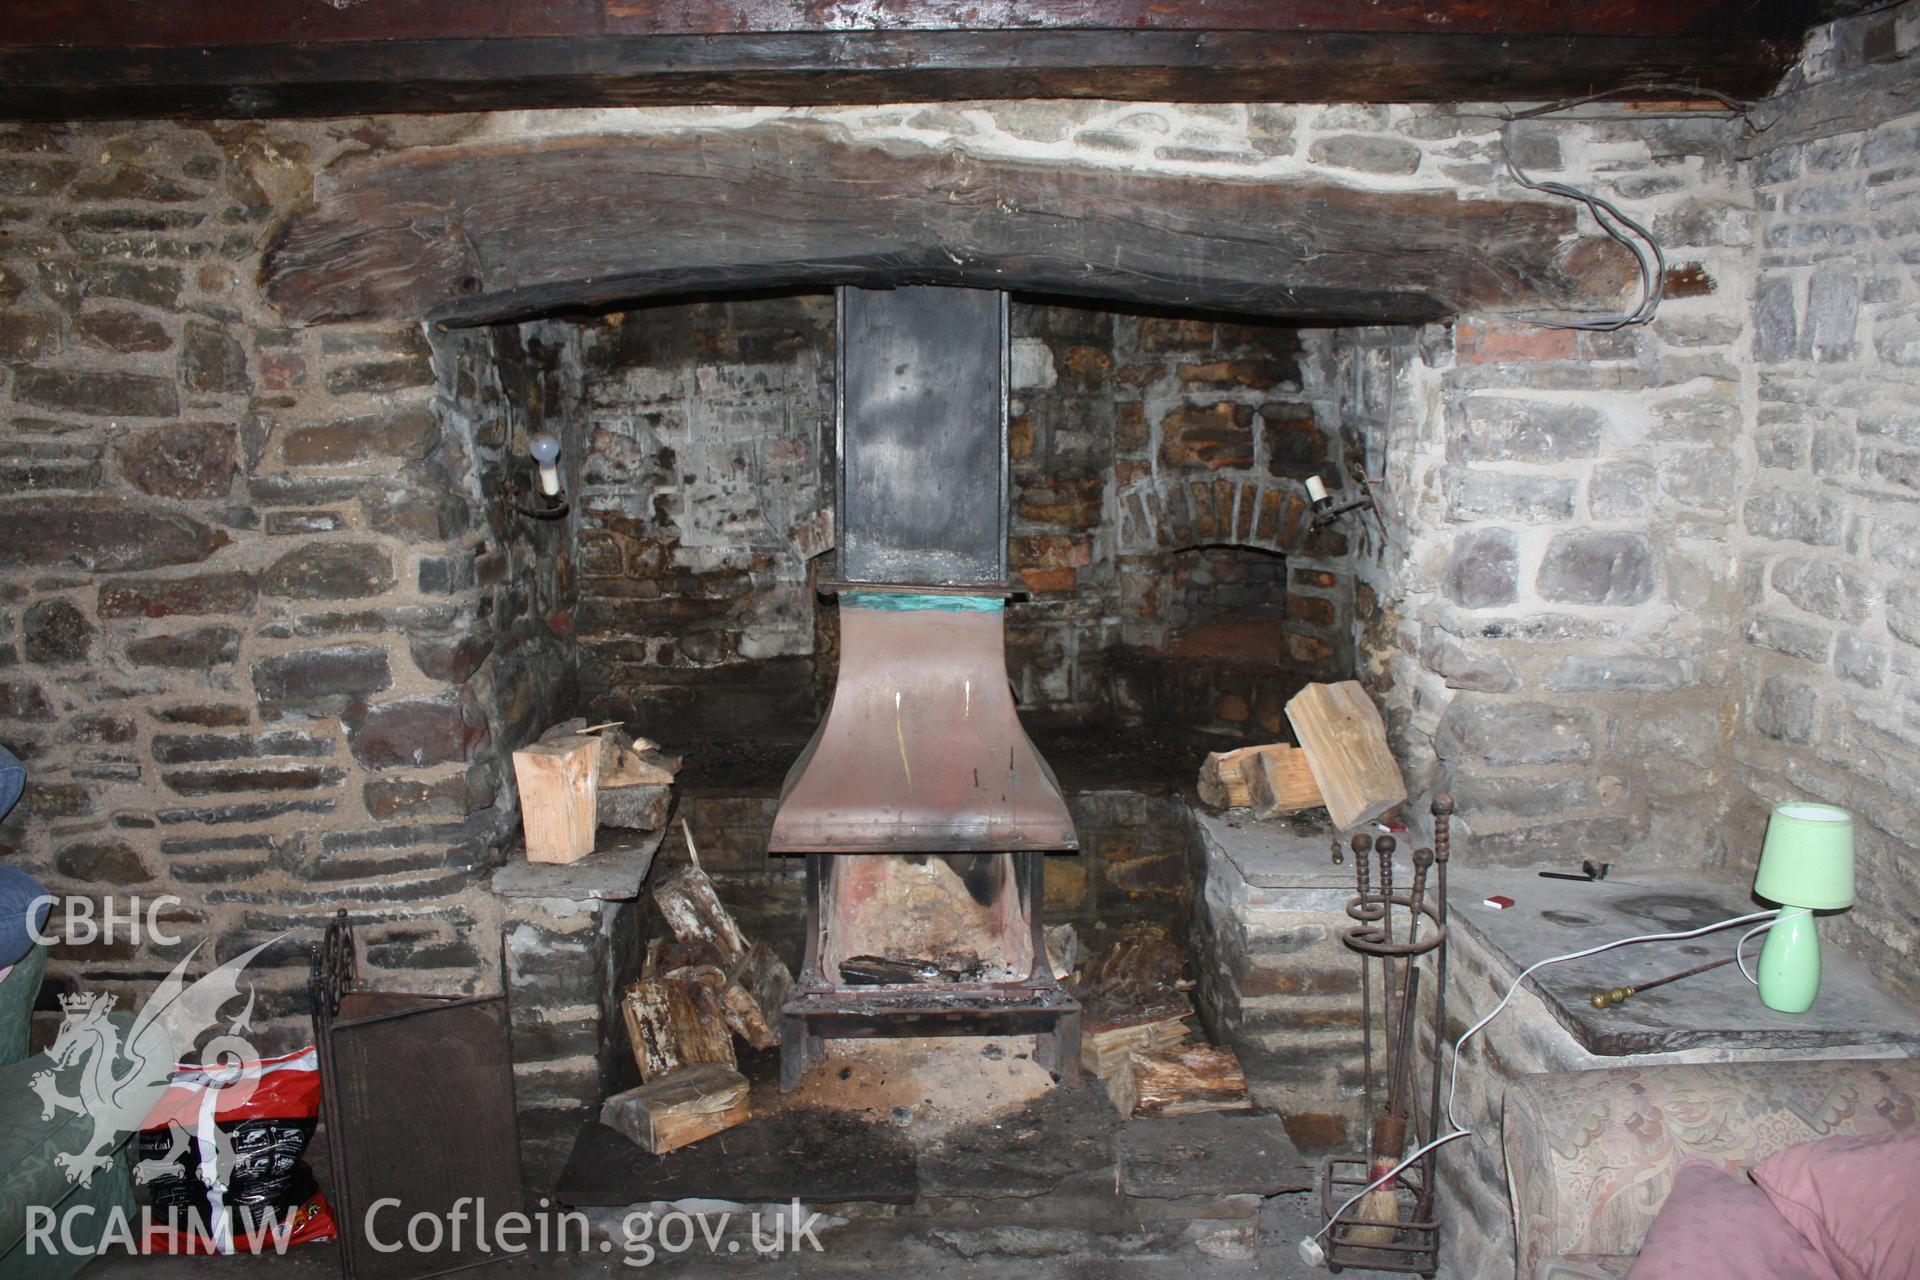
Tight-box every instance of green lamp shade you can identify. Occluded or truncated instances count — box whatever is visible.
[1754,802,1855,909]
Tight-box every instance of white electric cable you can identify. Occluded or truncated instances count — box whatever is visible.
[1305,906,1782,1257]
[1736,917,1775,986]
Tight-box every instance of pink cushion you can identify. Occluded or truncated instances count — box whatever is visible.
[1752,1128,1920,1280]
[1628,1156,1838,1280]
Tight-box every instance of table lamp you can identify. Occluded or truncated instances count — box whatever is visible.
[1752,802,1854,1013]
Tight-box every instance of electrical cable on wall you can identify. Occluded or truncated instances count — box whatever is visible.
[1493,83,1752,333]
[1299,906,1782,1268]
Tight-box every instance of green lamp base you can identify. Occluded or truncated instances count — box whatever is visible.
[1757,907,1821,1014]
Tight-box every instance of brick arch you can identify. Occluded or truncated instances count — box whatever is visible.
[1114,475,1311,557]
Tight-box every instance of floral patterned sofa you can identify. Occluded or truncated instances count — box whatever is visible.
[1503,1057,1920,1280]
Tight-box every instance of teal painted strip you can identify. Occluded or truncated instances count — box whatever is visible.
[842,592,1004,613]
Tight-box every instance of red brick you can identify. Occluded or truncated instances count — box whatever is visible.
[1018,567,1078,593]
[1060,344,1113,387]
[1133,316,1216,353]
[1288,595,1337,627]
[1159,402,1255,471]
[1175,358,1287,390]
[1287,633,1336,665]
[1455,320,1576,364]
[1011,535,1092,571]
[1009,414,1036,460]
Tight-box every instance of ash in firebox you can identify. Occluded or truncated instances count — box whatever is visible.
[782,1035,1055,1135]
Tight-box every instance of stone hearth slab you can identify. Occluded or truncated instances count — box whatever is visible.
[916,1071,1118,1197]
[1447,865,1920,1057]
[1116,1112,1311,1199]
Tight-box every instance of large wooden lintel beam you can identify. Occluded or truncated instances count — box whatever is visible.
[0,28,1803,121]
[261,127,1630,328]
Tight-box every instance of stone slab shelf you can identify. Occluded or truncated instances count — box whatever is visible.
[490,828,664,902]
[1446,865,1920,1058]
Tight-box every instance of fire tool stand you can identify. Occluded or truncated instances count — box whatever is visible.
[1319,795,1455,1277]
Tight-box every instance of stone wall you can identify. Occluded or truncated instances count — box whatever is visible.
[536,292,1350,744]
[0,115,571,1046]
[567,297,836,737]
[1731,0,1920,999]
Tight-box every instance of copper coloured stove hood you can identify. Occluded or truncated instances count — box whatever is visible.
[767,284,1077,856]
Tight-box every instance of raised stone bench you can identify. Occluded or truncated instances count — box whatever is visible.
[1188,808,1370,1153]
[1191,820,1920,1280]
[1434,866,1920,1279]
[492,828,664,1188]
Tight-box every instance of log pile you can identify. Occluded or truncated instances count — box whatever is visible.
[1065,923,1254,1117]
[512,718,683,863]
[1194,680,1406,832]
[608,823,796,1154]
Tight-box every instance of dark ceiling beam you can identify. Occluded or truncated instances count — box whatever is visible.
[0,32,1805,120]
[0,1,1822,120]
[259,126,1634,328]
[0,0,1823,44]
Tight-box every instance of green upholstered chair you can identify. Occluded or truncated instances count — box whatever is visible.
[1,942,47,1066]
[0,945,139,1280]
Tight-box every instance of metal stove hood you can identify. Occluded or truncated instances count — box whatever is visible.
[767,285,1077,855]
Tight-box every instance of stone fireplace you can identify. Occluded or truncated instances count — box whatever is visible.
[5,4,1920,1270]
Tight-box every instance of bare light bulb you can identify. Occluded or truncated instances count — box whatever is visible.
[1306,474,1329,504]
[530,432,562,496]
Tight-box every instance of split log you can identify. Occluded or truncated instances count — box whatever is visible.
[597,782,672,833]
[643,936,726,980]
[1241,743,1324,819]
[600,1064,750,1155]
[1081,1003,1193,1079]
[608,747,680,787]
[1108,1044,1253,1119]
[730,941,793,1037]
[511,735,601,864]
[1044,923,1077,981]
[1285,681,1407,831]
[652,860,747,969]
[1198,747,1264,808]
[623,972,737,1081]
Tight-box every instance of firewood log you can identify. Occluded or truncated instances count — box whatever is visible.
[1108,1044,1253,1118]
[1285,680,1407,831]
[623,971,737,1081]
[597,782,671,833]
[1240,743,1324,819]
[1197,747,1264,808]
[600,1064,749,1154]
[729,940,793,1038]
[652,861,746,969]
[512,735,601,863]
[1080,1006,1192,1078]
